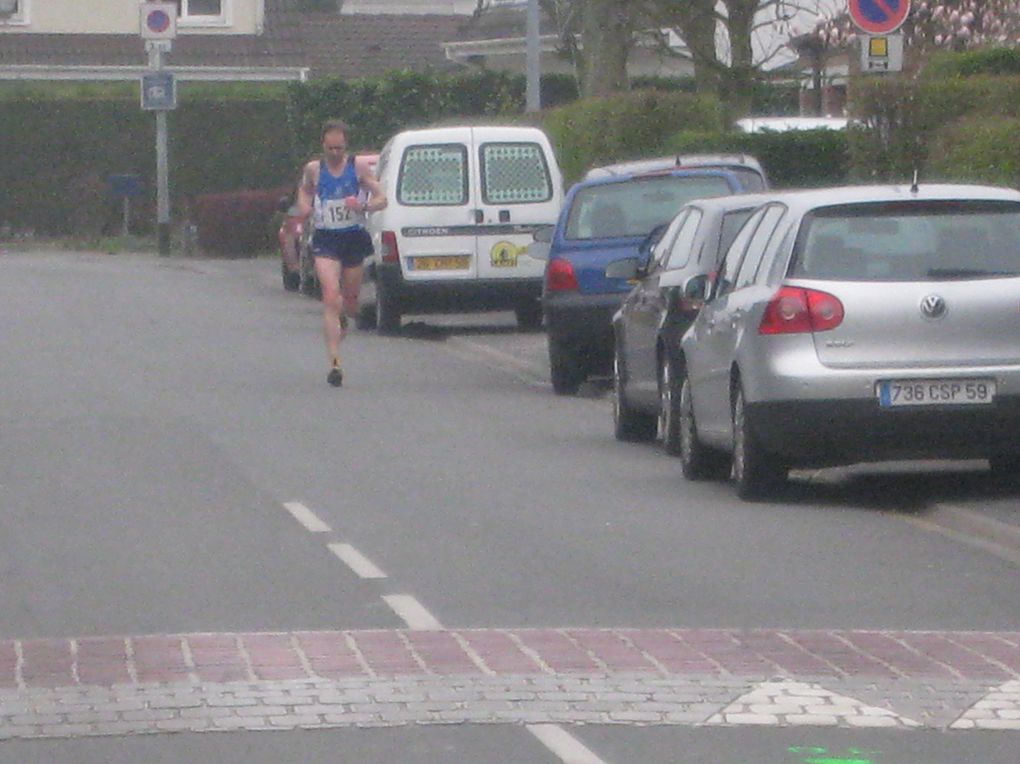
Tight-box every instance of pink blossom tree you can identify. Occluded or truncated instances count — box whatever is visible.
[805,0,1020,54]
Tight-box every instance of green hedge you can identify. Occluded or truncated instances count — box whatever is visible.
[0,70,547,242]
[665,128,850,189]
[920,47,1020,79]
[286,69,579,156]
[926,115,1020,187]
[542,90,726,184]
[0,88,294,240]
[848,51,1020,183]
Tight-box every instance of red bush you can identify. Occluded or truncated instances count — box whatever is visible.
[192,185,290,257]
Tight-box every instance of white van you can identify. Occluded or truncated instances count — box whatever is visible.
[361,125,564,333]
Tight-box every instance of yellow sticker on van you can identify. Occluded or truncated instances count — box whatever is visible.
[490,241,525,267]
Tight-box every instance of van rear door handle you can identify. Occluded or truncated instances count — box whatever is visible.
[473,209,484,224]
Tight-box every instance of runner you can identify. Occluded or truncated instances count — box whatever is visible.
[296,119,387,386]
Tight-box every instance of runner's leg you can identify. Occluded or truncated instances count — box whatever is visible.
[314,256,343,364]
[339,263,365,334]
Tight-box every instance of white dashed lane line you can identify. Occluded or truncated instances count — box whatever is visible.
[279,502,614,761]
[528,724,611,764]
[282,501,333,533]
[381,594,444,631]
[328,542,388,579]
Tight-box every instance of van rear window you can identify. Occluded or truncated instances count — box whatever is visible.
[398,144,468,206]
[480,143,553,205]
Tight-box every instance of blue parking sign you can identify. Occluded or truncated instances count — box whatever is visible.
[141,72,176,111]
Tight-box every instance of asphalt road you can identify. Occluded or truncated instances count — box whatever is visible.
[1,250,1018,763]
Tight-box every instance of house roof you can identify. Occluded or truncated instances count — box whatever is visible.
[0,7,477,80]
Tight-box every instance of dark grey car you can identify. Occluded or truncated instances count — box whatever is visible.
[608,193,775,450]
[678,183,1020,500]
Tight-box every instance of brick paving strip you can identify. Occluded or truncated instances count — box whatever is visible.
[1,628,1018,740]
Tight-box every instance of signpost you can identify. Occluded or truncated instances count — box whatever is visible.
[140,2,177,255]
[848,0,909,74]
[860,32,903,72]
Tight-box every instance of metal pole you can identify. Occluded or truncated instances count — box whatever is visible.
[156,110,170,254]
[148,44,172,255]
[525,0,541,113]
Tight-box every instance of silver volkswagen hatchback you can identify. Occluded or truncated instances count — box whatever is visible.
[677,183,1020,499]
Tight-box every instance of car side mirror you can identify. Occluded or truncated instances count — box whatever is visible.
[682,273,709,305]
[527,241,551,261]
[527,226,554,260]
[605,257,641,281]
[639,222,668,258]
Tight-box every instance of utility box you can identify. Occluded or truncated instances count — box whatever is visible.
[107,174,143,236]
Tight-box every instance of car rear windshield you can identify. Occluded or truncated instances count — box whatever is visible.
[790,200,1020,281]
[718,167,766,191]
[565,175,735,240]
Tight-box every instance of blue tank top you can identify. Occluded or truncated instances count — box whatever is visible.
[313,157,366,231]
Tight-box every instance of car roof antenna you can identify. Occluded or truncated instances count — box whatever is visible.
[910,169,919,193]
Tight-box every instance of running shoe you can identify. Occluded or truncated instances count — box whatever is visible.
[327,362,343,387]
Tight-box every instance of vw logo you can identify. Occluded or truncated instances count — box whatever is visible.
[920,294,947,320]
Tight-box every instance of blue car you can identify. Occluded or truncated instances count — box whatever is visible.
[537,168,756,395]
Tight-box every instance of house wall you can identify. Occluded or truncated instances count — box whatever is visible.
[340,0,476,13]
[456,49,694,80]
[0,0,261,35]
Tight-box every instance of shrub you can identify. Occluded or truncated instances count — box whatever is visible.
[848,72,1020,182]
[920,47,1020,79]
[665,128,850,188]
[192,186,289,257]
[542,90,725,184]
[926,115,1020,187]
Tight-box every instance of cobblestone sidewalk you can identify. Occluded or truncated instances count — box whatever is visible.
[2,628,1018,739]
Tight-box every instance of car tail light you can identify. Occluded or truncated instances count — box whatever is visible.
[380,231,399,264]
[758,286,844,334]
[546,258,579,292]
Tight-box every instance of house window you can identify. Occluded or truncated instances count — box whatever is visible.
[175,0,225,20]
[0,0,24,23]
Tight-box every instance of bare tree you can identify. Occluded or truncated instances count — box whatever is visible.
[473,0,842,105]
[652,0,843,114]
[532,0,649,96]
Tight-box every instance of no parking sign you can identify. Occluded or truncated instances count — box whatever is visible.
[139,2,177,40]
[848,0,910,35]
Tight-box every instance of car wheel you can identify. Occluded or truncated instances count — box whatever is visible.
[549,337,585,396]
[282,262,300,292]
[679,371,728,480]
[988,453,1020,481]
[612,346,657,442]
[298,246,319,298]
[659,355,683,455]
[731,387,787,500]
[355,301,377,330]
[514,299,543,331]
[375,278,401,335]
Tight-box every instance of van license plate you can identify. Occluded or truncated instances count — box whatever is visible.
[411,255,470,271]
[878,378,996,407]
